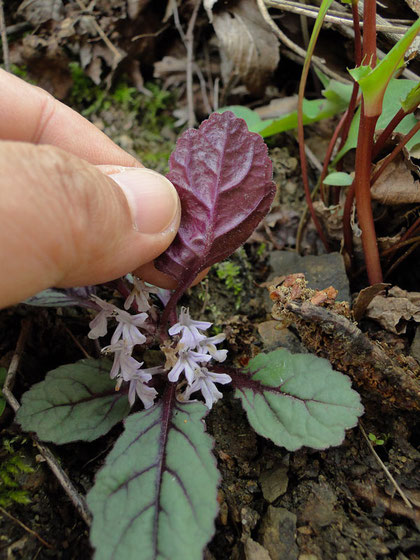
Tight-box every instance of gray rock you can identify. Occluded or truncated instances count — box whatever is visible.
[410,325,420,363]
[257,321,306,354]
[268,251,350,303]
[259,506,299,560]
[259,466,289,503]
[244,538,271,560]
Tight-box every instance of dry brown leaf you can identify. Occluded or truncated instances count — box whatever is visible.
[210,0,279,95]
[127,0,150,19]
[366,286,420,334]
[352,283,391,322]
[371,153,420,205]
[18,0,63,25]
[254,96,298,119]
[313,201,343,242]
[405,0,420,15]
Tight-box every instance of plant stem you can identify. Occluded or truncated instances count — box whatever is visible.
[371,119,420,185]
[342,179,355,259]
[354,108,382,283]
[362,0,377,66]
[372,107,407,158]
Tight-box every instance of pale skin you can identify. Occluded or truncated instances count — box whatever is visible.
[0,69,206,309]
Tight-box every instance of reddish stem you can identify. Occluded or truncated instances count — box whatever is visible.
[371,120,420,185]
[352,1,362,66]
[297,114,331,252]
[342,180,356,259]
[354,108,382,283]
[362,0,377,66]
[372,108,407,159]
[320,110,348,203]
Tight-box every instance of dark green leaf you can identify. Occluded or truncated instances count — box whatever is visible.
[87,386,219,560]
[16,359,130,443]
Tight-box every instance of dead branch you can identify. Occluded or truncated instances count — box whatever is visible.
[3,320,92,527]
[269,278,420,411]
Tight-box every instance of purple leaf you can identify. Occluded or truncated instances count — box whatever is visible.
[155,111,275,293]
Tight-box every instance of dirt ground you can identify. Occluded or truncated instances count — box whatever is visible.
[1,1,420,559]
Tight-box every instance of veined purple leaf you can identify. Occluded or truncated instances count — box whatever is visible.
[87,385,219,560]
[16,359,130,444]
[23,286,96,308]
[155,111,275,292]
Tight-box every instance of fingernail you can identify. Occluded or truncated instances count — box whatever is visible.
[110,168,179,234]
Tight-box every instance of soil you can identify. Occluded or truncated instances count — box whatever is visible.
[1,2,420,559]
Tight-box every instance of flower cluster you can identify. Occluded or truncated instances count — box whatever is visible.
[167,308,231,409]
[88,279,161,408]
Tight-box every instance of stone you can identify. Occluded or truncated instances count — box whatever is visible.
[410,325,420,363]
[259,465,289,503]
[257,321,306,354]
[268,251,350,303]
[259,506,299,560]
[244,538,271,560]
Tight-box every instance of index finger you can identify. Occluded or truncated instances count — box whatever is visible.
[0,69,142,167]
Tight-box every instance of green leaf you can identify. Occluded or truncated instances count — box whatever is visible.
[348,19,420,116]
[234,349,363,451]
[16,359,130,444]
[333,78,420,163]
[323,171,353,186]
[87,387,219,560]
[0,366,7,417]
[219,78,352,139]
[401,81,420,112]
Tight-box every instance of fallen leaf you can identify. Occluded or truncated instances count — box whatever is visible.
[405,0,420,16]
[18,0,63,25]
[127,0,150,19]
[353,283,391,322]
[371,153,420,205]
[209,0,279,95]
[366,286,420,334]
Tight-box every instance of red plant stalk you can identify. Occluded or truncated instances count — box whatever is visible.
[297,103,330,252]
[362,0,377,66]
[372,108,410,159]
[371,119,420,185]
[320,110,348,203]
[354,108,382,283]
[342,179,355,258]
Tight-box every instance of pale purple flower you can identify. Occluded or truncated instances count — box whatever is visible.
[128,378,157,408]
[124,277,158,312]
[102,340,141,380]
[111,309,148,347]
[182,368,232,409]
[124,365,163,408]
[168,307,212,348]
[199,333,228,362]
[88,296,118,339]
[168,348,212,385]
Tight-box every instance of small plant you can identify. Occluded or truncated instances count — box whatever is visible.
[226,6,420,285]
[368,432,389,446]
[16,112,363,559]
[0,437,34,508]
[215,260,243,309]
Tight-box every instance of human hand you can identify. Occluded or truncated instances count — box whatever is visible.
[0,69,184,308]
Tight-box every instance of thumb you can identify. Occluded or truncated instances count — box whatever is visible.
[0,142,180,307]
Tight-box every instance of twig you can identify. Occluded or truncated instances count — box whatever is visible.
[384,240,420,279]
[265,0,411,33]
[3,320,92,527]
[62,324,92,359]
[0,506,53,549]
[74,0,122,66]
[257,0,350,84]
[0,0,10,72]
[359,423,413,509]
[172,0,201,128]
